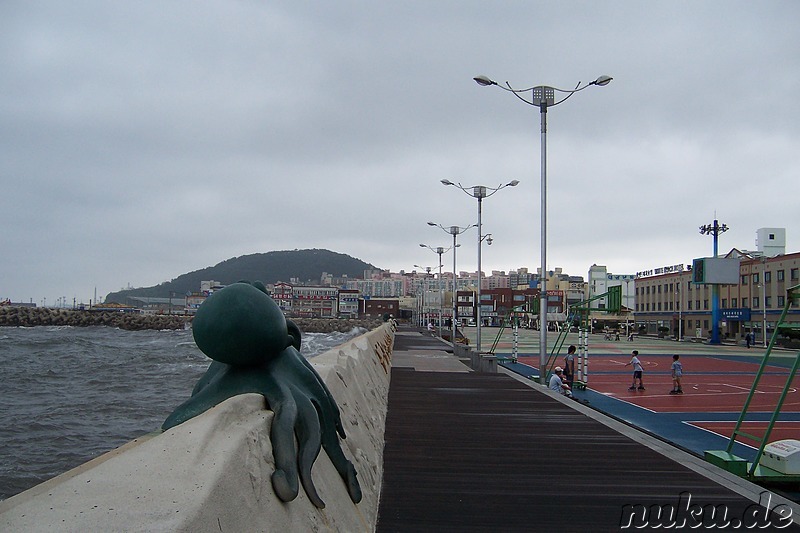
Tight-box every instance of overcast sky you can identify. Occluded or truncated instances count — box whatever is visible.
[2,1,798,305]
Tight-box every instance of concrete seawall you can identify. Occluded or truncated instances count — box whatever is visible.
[0,322,395,532]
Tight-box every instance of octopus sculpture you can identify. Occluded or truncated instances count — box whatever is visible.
[162,281,361,509]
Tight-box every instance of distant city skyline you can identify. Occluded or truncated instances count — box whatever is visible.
[16,227,785,307]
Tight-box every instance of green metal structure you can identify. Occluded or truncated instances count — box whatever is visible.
[488,301,533,363]
[489,286,625,389]
[544,285,623,389]
[705,282,800,483]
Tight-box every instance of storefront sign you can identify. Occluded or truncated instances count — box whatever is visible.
[636,264,686,278]
[721,308,751,321]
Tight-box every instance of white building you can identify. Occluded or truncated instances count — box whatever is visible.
[588,265,635,311]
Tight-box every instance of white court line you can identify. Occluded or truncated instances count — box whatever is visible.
[685,420,800,450]
[691,382,796,395]
[604,385,797,402]
[598,394,658,412]
[606,359,658,368]
[680,391,765,399]
[683,423,759,451]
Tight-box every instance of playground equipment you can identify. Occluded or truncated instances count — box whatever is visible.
[705,282,800,484]
[487,304,527,364]
[540,285,623,390]
[489,286,624,389]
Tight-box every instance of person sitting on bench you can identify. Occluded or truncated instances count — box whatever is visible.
[549,366,573,398]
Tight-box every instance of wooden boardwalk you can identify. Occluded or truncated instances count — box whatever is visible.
[376,326,799,531]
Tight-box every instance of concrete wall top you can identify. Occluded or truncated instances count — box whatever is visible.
[0,322,395,533]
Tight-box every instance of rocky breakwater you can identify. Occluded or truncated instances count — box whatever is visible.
[0,306,190,331]
[0,306,386,333]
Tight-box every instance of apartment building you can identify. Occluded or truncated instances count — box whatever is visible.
[291,285,339,318]
[633,251,800,341]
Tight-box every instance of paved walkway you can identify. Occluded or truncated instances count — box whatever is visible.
[376,325,800,531]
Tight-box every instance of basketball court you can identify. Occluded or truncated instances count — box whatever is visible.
[465,327,800,461]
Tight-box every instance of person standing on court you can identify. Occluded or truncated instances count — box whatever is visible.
[670,354,683,394]
[625,350,645,391]
[564,344,576,387]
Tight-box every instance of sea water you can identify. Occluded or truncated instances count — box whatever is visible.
[0,325,365,501]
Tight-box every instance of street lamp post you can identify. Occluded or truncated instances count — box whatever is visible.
[420,244,452,337]
[414,265,434,328]
[763,292,768,348]
[440,179,518,354]
[699,218,729,344]
[757,280,768,347]
[759,256,768,348]
[429,222,474,346]
[676,280,683,341]
[410,268,425,327]
[620,276,635,340]
[475,73,612,384]
[416,278,423,327]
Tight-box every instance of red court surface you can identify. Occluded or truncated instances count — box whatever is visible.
[692,421,800,448]
[587,369,800,412]
[521,353,798,409]
[474,325,800,457]
[518,353,800,445]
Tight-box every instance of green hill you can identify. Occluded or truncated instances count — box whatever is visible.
[104,249,379,303]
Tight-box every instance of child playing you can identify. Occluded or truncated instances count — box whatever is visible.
[670,354,683,394]
[625,350,645,391]
[563,345,576,387]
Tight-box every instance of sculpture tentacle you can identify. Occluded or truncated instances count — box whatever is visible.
[161,281,362,506]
